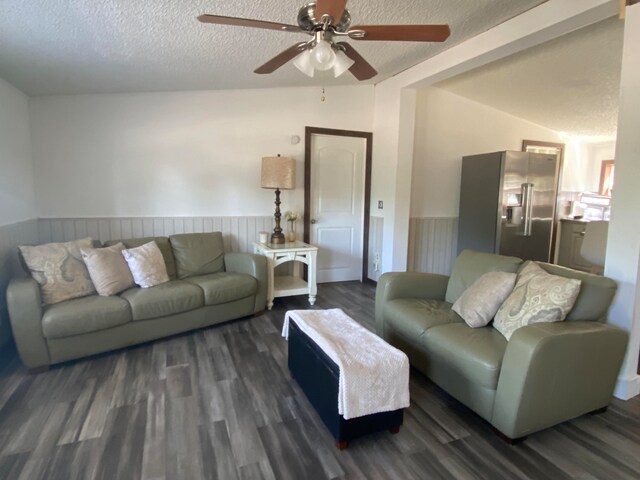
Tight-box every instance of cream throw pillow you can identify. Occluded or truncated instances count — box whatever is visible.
[81,243,135,296]
[494,261,582,340]
[452,272,517,328]
[122,241,170,288]
[19,237,96,305]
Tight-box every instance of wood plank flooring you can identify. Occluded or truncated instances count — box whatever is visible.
[0,282,639,479]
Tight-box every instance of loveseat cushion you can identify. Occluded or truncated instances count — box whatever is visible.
[184,272,257,306]
[169,232,225,279]
[423,323,507,390]
[536,262,617,322]
[383,299,463,342]
[105,237,177,280]
[42,295,131,339]
[445,250,522,304]
[120,280,204,321]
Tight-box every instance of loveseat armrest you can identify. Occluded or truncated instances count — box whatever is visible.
[6,277,50,368]
[224,253,268,313]
[492,321,628,439]
[375,272,449,336]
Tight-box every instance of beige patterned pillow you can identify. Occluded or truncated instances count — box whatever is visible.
[19,237,96,305]
[452,272,517,328]
[81,243,135,296]
[494,261,581,340]
[122,241,170,288]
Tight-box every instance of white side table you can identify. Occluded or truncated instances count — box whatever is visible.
[253,241,318,310]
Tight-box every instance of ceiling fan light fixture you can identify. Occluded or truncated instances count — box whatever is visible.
[310,40,336,71]
[333,49,355,77]
[293,49,315,77]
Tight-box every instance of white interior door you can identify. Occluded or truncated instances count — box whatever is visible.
[310,134,366,283]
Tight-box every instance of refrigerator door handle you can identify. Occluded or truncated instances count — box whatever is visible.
[521,183,534,236]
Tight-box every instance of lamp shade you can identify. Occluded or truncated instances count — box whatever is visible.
[261,156,296,190]
[333,49,355,78]
[293,50,315,77]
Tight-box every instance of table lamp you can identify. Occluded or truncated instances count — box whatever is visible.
[261,155,296,244]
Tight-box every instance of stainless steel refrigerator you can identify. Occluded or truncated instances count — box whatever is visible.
[457,150,560,262]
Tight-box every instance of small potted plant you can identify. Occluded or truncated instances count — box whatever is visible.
[284,211,299,242]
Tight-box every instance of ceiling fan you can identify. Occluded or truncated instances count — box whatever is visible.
[198,0,451,81]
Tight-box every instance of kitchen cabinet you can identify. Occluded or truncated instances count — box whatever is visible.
[556,219,595,272]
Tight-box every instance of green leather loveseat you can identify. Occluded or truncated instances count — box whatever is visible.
[7,232,267,369]
[375,250,628,440]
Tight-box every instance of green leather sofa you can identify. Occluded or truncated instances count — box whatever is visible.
[7,232,267,369]
[375,250,628,440]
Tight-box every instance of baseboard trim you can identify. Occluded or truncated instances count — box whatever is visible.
[614,374,640,400]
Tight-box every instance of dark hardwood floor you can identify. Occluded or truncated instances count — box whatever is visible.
[0,281,639,479]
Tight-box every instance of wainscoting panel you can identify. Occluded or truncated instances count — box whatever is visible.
[367,216,384,282]
[0,219,39,349]
[37,216,276,253]
[408,217,458,275]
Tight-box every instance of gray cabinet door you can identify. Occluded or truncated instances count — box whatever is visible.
[557,221,593,272]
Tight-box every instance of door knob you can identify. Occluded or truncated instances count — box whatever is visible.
[310,219,317,224]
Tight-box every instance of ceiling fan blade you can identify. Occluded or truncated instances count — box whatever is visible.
[349,25,451,42]
[197,14,302,33]
[336,42,377,81]
[315,0,348,26]
[254,43,308,74]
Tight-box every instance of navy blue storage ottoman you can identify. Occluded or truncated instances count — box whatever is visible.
[287,320,404,449]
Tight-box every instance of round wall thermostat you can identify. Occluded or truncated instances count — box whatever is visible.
[291,135,301,145]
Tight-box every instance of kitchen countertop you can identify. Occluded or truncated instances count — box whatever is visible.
[559,218,590,223]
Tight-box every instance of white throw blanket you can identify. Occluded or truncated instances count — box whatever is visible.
[283,308,410,420]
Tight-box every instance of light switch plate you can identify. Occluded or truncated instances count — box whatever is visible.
[378,201,383,209]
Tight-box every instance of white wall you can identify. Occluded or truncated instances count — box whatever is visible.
[562,138,616,193]
[30,86,374,219]
[411,87,568,218]
[586,140,616,193]
[605,3,640,400]
[0,78,36,226]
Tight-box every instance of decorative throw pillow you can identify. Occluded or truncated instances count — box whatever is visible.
[81,243,135,296]
[121,241,170,288]
[19,237,96,305]
[493,261,582,340]
[452,272,517,328]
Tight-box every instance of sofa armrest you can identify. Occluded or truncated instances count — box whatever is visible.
[375,272,449,336]
[225,253,268,313]
[492,321,628,439]
[6,277,50,368]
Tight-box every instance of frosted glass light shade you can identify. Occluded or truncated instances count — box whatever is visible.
[293,50,314,77]
[261,156,296,189]
[333,50,355,77]
[310,40,336,71]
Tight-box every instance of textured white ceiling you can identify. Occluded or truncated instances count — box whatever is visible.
[435,16,624,137]
[0,0,546,95]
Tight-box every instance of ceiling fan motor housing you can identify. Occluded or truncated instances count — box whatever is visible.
[297,2,351,32]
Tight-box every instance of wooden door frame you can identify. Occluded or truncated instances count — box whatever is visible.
[304,126,374,283]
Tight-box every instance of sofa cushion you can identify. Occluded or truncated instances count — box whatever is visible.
[122,241,170,288]
[19,237,96,305]
[445,250,523,304]
[494,261,581,340]
[423,323,507,390]
[105,237,177,280]
[81,242,135,296]
[120,280,204,321]
[169,232,225,279]
[42,295,131,339]
[536,262,616,322]
[184,272,257,306]
[383,299,463,342]
[452,272,517,328]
